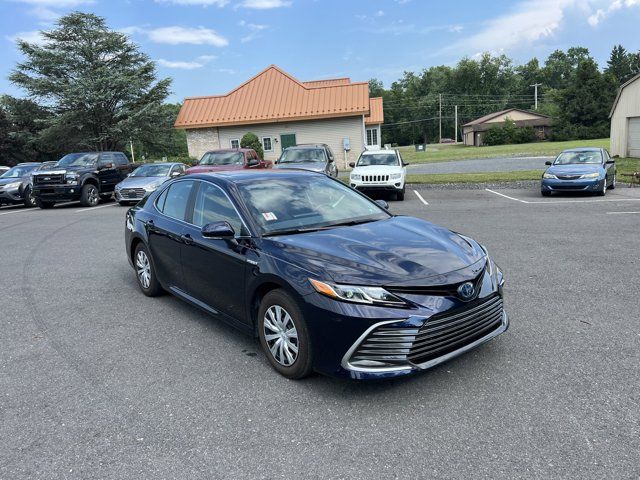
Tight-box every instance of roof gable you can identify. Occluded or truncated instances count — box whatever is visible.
[609,72,640,118]
[463,108,550,127]
[175,65,370,128]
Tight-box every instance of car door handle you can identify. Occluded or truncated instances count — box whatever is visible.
[180,233,193,245]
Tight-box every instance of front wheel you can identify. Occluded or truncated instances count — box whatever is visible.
[396,187,405,201]
[258,290,313,379]
[80,183,99,207]
[598,180,607,196]
[23,186,37,208]
[541,190,551,197]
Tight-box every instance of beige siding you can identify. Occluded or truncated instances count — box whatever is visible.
[485,111,543,124]
[185,127,220,160]
[216,116,365,168]
[610,78,640,157]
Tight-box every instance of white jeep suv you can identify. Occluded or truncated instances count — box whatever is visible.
[349,149,408,200]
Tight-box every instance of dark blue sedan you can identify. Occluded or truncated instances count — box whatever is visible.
[125,170,508,380]
[541,147,616,196]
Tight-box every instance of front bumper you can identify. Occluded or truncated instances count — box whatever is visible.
[350,179,404,191]
[541,178,604,192]
[115,189,146,202]
[33,184,81,202]
[0,186,23,204]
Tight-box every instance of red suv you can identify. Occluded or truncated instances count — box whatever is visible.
[186,149,272,174]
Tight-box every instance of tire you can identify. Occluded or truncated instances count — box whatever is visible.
[80,183,99,207]
[36,198,55,209]
[397,187,405,201]
[258,289,313,379]
[100,193,112,200]
[598,179,607,196]
[118,201,131,206]
[134,243,163,297]
[541,190,551,197]
[23,185,36,208]
[610,174,616,190]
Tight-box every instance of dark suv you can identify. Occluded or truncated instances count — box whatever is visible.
[32,152,134,208]
[274,144,338,177]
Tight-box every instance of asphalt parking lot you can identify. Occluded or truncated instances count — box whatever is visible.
[1,186,639,479]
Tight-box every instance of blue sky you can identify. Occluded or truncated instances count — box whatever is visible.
[1,0,640,102]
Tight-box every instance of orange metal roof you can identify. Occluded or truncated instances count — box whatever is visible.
[175,66,371,129]
[302,78,351,88]
[365,97,384,125]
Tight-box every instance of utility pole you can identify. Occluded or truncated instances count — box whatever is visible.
[129,139,136,163]
[530,83,542,110]
[438,93,442,142]
[454,105,458,143]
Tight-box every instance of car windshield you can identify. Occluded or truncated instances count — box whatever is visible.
[278,149,325,164]
[57,153,99,167]
[0,165,37,178]
[554,151,602,165]
[200,152,244,166]
[237,175,390,234]
[357,153,399,166]
[131,164,172,177]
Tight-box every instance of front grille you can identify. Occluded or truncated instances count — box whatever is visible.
[408,295,503,364]
[556,175,581,180]
[34,174,64,185]
[349,294,504,368]
[362,175,390,183]
[120,188,146,199]
[553,184,585,190]
[387,268,485,301]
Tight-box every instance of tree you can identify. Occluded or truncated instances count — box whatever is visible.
[606,45,633,84]
[137,103,188,159]
[9,12,171,152]
[368,78,385,98]
[240,132,264,159]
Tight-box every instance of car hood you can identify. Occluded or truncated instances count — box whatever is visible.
[546,164,603,176]
[352,165,403,174]
[35,165,88,175]
[274,162,326,172]
[117,176,166,188]
[264,216,486,286]
[186,165,244,174]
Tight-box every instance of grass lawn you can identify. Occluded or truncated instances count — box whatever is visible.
[405,170,542,184]
[399,138,611,164]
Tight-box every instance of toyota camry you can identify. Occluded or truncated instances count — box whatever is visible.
[125,170,508,380]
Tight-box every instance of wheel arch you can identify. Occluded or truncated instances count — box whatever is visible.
[248,276,305,336]
[81,175,100,190]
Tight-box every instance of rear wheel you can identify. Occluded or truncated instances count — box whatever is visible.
[80,183,99,207]
[23,186,36,208]
[134,243,163,297]
[258,289,313,379]
[36,198,55,209]
[610,174,616,190]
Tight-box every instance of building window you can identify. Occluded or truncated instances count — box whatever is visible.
[230,139,240,149]
[366,128,378,146]
[262,137,273,152]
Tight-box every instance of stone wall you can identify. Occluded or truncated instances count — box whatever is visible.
[185,127,219,160]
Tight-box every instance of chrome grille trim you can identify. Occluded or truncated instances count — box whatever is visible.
[362,175,390,183]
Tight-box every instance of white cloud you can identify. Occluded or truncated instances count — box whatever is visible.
[28,6,62,21]
[11,0,91,5]
[376,10,384,16]
[239,20,268,43]
[157,54,216,69]
[154,0,229,6]
[6,30,48,44]
[147,26,229,46]
[239,0,291,9]
[588,0,640,25]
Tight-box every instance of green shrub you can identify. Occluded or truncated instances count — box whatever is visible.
[240,132,264,159]
[483,119,538,146]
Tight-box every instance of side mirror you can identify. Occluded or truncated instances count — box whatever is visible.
[348,162,355,168]
[605,160,615,165]
[202,221,235,239]
[247,158,259,167]
[545,161,553,166]
[171,171,181,177]
[100,162,114,170]
[403,162,410,167]
[375,199,389,210]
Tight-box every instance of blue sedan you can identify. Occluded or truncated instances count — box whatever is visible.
[124,170,508,380]
[541,147,616,196]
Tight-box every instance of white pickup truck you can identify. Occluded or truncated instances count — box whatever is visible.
[348,149,408,200]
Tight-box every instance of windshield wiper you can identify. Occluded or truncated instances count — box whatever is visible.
[262,219,377,237]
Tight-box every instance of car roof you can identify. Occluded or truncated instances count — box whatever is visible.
[561,148,603,153]
[139,162,183,166]
[204,148,252,153]
[285,144,326,150]
[361,149,396,155]
[16,162,42,166]
[189,169,324,183]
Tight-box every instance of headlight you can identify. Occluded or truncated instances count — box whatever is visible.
[481,246,505,289]
[309,279,407,306]
[145,181,163,191]
[580,172,600,179]
[542,172,557,179]
[65,173,79,184]
[4,181,21,189]
[389,173,402,180]
[350,174,361,181]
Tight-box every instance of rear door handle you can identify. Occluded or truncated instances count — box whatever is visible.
[180,233,193,245]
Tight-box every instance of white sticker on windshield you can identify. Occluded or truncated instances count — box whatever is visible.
[262,212,278,221]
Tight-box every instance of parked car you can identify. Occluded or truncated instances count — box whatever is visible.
[186,149,270,174]
[125,170,508,380]
[349,149,408,200]
[0,162,43,207]
[273,144,338,177]
[439,138,456,144]
[21,161,58,207]
[32,152,134,208]
[115,162,186,206]
[541,148,616,197]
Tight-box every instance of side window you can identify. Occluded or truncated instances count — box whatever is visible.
[161,181,194,221]
[116,153,129,166]
[192,182,243,236]
[99,153,116,166]
[155,187,169,212]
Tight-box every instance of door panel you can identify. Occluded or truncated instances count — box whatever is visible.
[628,117,640,158]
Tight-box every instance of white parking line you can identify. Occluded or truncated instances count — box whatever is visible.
[606,211,640,215]
[485,188,640,205]
[0,208,37,216]
[74,203,117,213]
[413,190,429,206]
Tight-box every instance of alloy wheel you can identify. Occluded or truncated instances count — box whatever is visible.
[88,186,99,206]
[263,305,299,366]
[136,250,151,289]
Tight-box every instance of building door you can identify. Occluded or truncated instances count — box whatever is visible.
[628,117,640,158]
[280,134,297,151]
